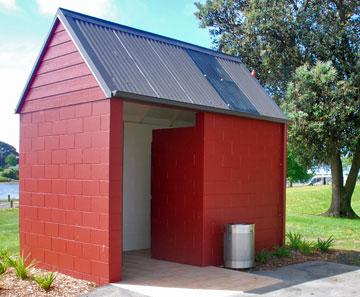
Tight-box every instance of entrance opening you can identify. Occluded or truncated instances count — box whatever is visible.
[122,102,195,255]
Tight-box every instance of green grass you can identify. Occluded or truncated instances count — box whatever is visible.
[0,209,19,255]
[286,183,360,251]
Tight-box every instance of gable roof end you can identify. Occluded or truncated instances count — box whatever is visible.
[16,8,287,123]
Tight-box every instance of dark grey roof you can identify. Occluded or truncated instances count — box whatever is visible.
[16,8,287,122]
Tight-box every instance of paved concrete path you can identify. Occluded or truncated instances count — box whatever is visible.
[83,261,360,297]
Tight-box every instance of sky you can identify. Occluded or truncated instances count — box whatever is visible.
[0,0,212,151]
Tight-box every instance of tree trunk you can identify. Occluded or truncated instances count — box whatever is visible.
[323,147,343,217]
[323,141,360,218]
[290,181,293,187]
[341,142,360,218]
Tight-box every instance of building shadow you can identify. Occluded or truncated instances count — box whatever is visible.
[246,259,360,295]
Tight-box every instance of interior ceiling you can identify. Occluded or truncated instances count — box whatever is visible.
[123,102,196,128]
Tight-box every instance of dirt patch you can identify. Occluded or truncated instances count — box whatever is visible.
[252,250,339,271]
[230,249,360,272]
[335,250,360,266]
[0,267,96,297]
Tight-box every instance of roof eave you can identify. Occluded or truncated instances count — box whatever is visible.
[112,90,289,124]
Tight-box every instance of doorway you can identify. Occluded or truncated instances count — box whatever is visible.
[122,102,195,252]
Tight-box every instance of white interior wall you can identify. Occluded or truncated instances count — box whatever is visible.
[122,122,158,251]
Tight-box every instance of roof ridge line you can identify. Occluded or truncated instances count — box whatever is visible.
[57,7,245,64]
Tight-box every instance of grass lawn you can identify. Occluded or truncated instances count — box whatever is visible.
[0,184,359,255]
[286,183,360,251]
[0,208,19,254]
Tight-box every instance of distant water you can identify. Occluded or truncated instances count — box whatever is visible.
[0,182,19,200]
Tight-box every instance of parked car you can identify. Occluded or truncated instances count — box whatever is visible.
[308,175,332,186]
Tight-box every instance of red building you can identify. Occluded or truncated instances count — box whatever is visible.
[16,8,287,285]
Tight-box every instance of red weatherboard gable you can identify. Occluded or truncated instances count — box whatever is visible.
[16,16,109,114]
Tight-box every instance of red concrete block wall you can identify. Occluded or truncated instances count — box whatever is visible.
[18,20,123,284]
[151,115,204,265]
[19,101,123,284]
[202,112,286,266]
[151,112,285,267]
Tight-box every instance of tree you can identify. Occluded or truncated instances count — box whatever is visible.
[287,146,312,187]
[2,168,19,180]
[195,0,359,102]
[5,153,17,167]
[0,141,18,168]
[195,0,360,217]
[285,61,360,217]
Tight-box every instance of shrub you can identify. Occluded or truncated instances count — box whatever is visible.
[316,236,335,252]
[256,249,272,264]
[5,254,36,280]
[1,168,18,180]
[34,272,57,292]
[274,246,291,258]
[286,232,303,250]
[286,232,316,254]
[298,241,316,255]
[0,249,9,260]
[0,261,7,275]
[0,176,9,182]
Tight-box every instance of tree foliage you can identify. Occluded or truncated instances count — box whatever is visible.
[0,141,18,168]
[285,61,359,165]
[5,154,17,167]
[2,168,19,180]
[287,146,312,186]
[195,0,359,101]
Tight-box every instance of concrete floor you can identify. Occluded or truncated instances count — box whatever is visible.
[84,250,360,297]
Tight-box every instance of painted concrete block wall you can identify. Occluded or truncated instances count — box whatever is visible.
[151,112,286,267]
[202,112,286,266]
[18,20,123,284]
[151,115,204,265]
[19,101,123,284]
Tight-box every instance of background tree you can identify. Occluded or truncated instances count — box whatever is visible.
[195,0,359,102]
[287,146,312,187]
[285,61,359,217]
[195,0,359,218]
[1,168,19,180]
[5,154,17,167]
[0,141,18,168]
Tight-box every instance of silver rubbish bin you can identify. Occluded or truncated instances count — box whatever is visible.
[224,223,255,268]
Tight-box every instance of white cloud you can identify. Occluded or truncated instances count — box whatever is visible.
[0,0,17,10]
[36,0,119,20]
[0,40,40,150]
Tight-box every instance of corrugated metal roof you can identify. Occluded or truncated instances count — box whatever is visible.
[186,49,259,113]
[16,8,287,122]
[217,58,285,118]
